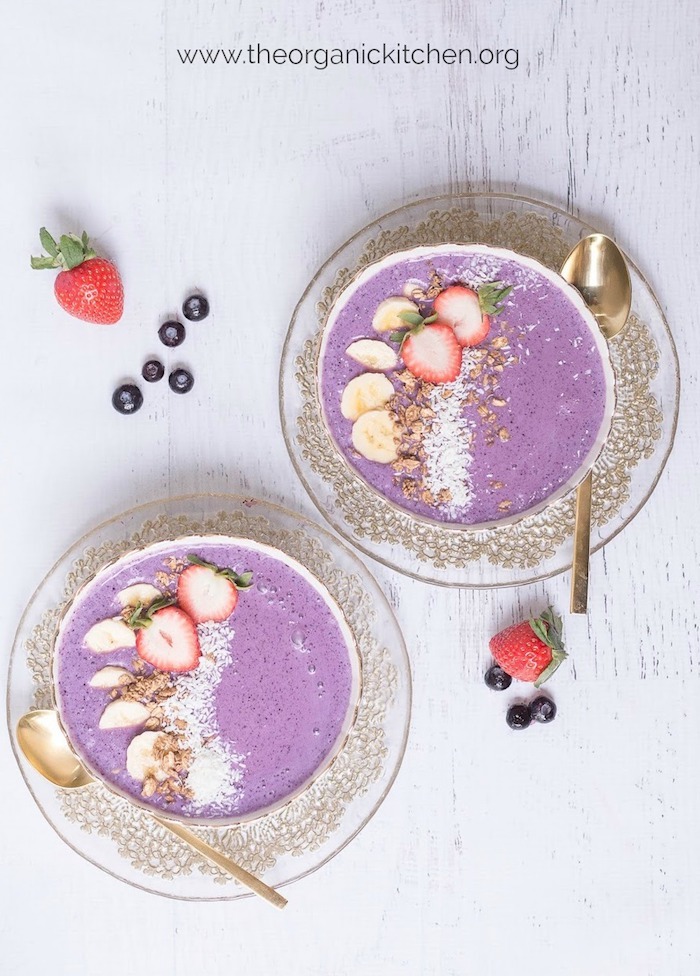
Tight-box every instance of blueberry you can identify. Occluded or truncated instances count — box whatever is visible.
[112,383,143,415]
[142,359,164,383]
[169,367,194,394]
[506,703,532,730]
[530,696,557,724]
[182,294,209,321]
[484,665,512,691]
[158,320,186,347]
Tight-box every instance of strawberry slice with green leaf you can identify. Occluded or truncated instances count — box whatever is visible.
[129,598,201,673]
[388,307,462,383]
[434,282,512,347]
[177,555,253,624]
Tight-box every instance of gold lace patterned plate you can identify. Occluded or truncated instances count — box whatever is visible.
[280,193,679,587]
[7,495,411,901]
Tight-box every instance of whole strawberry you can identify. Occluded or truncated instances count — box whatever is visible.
[489,607,566,687]
[31,228,123,324]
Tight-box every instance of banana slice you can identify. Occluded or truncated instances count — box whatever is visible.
[352,409,400,463]
[372,297,419,333]
[340,373,394,421]
[84,617,136,653]
[346,339,398,371]
[99,700,150,730]
[126,730,168,782]
[117,583,162,609]
[89,666,134,689]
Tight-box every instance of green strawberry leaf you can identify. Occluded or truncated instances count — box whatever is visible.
[126,594,176,629]
[398,310,424,327]
[529,606,567,686]
[30,255,58,270]
[187,554,254,590]
[81,231,89,248]
[423,312,439,324]
[59,234,85,270]
[389,330,406,344]
[478,283,513,316]
[39,227,58,257]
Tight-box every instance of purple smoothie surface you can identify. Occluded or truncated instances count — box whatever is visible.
[54,537,358,822]
[319,245,612,525]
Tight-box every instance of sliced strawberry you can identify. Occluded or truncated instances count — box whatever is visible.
[433,285,490,347]
[135,607,201,673]
[401,324,462,384]
[178,564,238,623]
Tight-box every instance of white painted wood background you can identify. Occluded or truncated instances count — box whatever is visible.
[1,0,698,973]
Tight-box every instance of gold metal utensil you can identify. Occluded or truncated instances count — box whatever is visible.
[16,709,288,909]
[560,233,631,613]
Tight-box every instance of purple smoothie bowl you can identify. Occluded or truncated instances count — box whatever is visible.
[318,244,616,530]
[51,535,362,826]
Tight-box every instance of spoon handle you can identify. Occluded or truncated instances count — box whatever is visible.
[570,471,593,614]
[153,816,288,909]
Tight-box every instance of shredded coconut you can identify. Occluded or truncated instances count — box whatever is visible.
[422,352,477,511]
[161,621,245,811]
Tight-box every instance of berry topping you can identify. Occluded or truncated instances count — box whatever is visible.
[506,703,532,730]
[169,368,194,394]
[434,281,512,347]
[130,599,201,673]
[142,359,164,383]
[484,664,512,691]
[177,555,253,624]
[530,696,557,723]
[182,294,209,321]
[400,323,462,384]
[489,608,566,687]
[31,228,123,325]
[158,320,186,347]
[112,383,143,415]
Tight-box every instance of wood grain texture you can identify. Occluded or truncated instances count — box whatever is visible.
[1,0,699,973]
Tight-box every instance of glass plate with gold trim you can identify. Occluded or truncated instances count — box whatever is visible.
[280,192,679,587]
[7,494,411,901]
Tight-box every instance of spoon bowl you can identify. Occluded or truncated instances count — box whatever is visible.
[16,710,93,789]
[560,233,632,339]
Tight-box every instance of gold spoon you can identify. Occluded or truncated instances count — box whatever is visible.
[16,709,288,909]
[560,233,631,613]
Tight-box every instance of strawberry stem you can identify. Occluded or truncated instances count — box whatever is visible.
[31,227,96,271]
[528,607,567,686]
[127,594,176,629]
[186,554,254,590]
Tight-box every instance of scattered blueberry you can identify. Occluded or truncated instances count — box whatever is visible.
[142,359,165,383]
[484,665,512,691]
[169,367,194,394]
[112,383,143,415]
[158,320,186,347]
[506,703,532,730]
[530,696,557,724]
[182,294,209,321]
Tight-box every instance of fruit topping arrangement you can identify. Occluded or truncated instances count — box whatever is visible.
[31,228,124,324]
[485,608,565,730]
[82,554,253,803]
[338,274,514,513]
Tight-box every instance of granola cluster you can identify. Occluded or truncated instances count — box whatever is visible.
[142,732,193,801]
[110,663,193,801]
[385,329,519,510]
